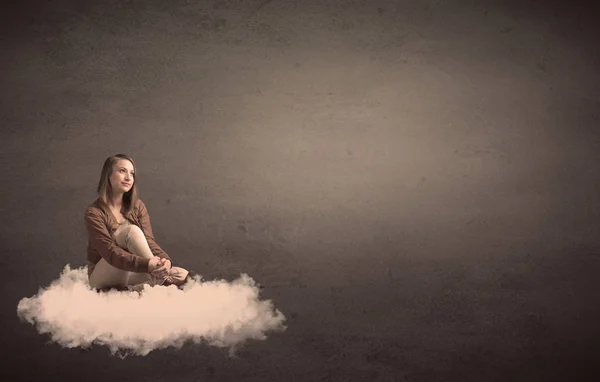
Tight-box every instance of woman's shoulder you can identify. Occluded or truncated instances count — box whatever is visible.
[85,198,100,210]
[84,198,107,218]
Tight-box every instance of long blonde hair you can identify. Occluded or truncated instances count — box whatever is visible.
[96,154,139,218]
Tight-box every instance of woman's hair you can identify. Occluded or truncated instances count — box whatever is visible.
[96,153,139,217]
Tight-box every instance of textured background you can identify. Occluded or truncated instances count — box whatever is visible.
[1,0,599,380]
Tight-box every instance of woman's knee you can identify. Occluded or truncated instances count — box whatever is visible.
[125,224,145,244]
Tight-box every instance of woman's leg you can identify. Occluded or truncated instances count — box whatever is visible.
[90,223,190,289]
[121,224,156,286]
[121,224,190,286]
[88,258,128,290]
[89,224,155,289]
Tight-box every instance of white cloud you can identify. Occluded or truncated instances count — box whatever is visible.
[17,265,286,358]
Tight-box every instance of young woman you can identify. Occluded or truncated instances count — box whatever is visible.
[84,154,193,292]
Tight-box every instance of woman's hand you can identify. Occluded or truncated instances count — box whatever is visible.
[148,256,162,273]
[150,258,172,279]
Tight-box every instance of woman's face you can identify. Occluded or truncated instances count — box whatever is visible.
[110,159,135,194]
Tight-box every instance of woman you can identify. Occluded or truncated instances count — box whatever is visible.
[84,154,193,292]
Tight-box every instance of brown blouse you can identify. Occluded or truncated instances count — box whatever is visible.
[84,197,173,277]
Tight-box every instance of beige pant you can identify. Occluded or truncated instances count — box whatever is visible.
[89,221,188,290]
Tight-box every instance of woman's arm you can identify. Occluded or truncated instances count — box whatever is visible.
[84,208,151,273]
